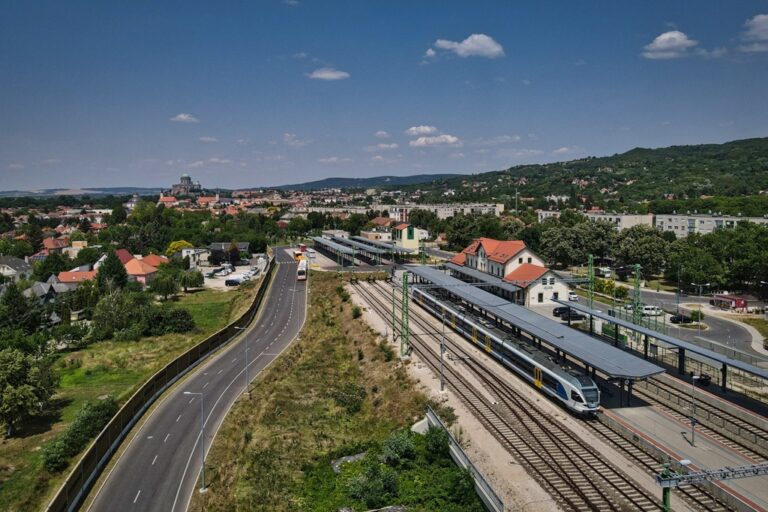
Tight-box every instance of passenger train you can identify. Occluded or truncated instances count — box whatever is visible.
[297,259,307,281]
[411,286,600,415]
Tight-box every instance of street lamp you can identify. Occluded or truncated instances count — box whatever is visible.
[690,282,710,338]
[183,391,207,493]
[689,375,700,446]
[234,326,249,396]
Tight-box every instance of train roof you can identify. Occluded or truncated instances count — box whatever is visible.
[407,265,664,380]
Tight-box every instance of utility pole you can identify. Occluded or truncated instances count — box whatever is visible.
[690,374,700,446]
[691,281,710,339]
[587,254,595,310]
[419,239,426,265]
[632,264,642,326]
[401,272,410,356]
[391,283,396,343]
[440,309,446,391]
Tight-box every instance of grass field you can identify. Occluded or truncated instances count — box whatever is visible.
[738,317,768,349]
[0,281,260,512]
[189,272,480,512]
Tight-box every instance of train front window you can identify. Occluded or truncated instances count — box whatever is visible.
[570,390,583,403]
[583,388,599,403]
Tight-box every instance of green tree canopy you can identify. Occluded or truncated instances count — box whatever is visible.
[96,250,128,292]
[0,348,57,436]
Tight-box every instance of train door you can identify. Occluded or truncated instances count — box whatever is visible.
[534,367,543,389]
[485,334,491,353]
[451,313,456,329]
[472,326,477,345]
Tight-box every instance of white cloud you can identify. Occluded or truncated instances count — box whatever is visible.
[475,135,521,147]
[405,125,438,136]
[449,152,465,159]
[170,113,199,123]
[365,143,399,152]
[431,34,504,58]
[209,157,232,164]
[424,48,436,58]
[409,134,462,148]
[7,163,24,169]
[740,14,768,53]
[292,52,308,59]
[374,130,390,138]
[188,160,205,168]
[283,133,312,147]
[318,156,352,164]
[306,67,350,80]
[552,146,581,156]
[642,30,698,59]
[284,0,299,6]
[370,155,400,164]
[199,136,217,143]
[497,148,544,159]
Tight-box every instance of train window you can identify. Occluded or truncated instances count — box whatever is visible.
[583,389,599,403]
[570,390,584,403]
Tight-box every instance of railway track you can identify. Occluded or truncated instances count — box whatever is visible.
[354,280,666,511]
[635,377,768,462]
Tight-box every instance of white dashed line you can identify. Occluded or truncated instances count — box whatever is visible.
[164,433,170,443]
[152,455,158,466]
[203,381,209,389]
[188,398,194,404]
[176,414,182,423]
[133,489,141,504]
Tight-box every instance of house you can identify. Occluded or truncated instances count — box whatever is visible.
[58,270,98,284]
[94,248,134,269]
[124,259,158,285]
[140,253,169,268]
[42,237,69,254]
[449,237,569,306]
[180,248,210,270]
[24,275,78,303]
[370,216,393,228]
[392,223,427,251]
[208,242,250,264]
[157,194,179,207]
[360,229,392,242]
[0,255,32,282]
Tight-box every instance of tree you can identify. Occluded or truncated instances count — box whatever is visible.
[92,291,132,339]
[151,274,180,301]
[111,203,127,224]
[78,217,92,233]
[179,271,204,292]
[33,251,69,281]
[614,225,669,276]
[165,240,193,257]
[73,247,101,268]
[0,282,36,333]
[96,250,128,292]
[228,242,241,265]
[0,348,56,436]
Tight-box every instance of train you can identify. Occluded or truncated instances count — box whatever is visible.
[297,259,307,281]
[411,286,600,415]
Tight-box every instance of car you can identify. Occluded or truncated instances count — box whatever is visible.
[561,311,586,321]
[552,306,571,317]
[670,314,693,324]
[568,291,579,302]
[642,305,663,317]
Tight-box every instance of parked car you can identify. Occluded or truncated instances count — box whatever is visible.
[561,311,586,321]
[552,306,571,317]
[568,291,579,302]
[642,305,663,317]
[670,314,693,324]
[224,279,241,287]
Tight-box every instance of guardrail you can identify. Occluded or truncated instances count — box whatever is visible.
[425,405,504,512]
[46,257,276,512]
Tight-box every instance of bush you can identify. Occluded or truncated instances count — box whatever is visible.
[347,459,398,509]
[114,323,144,342]
[43,397,119,472]
[143,307,195,336]
[336,285,350,302]
[381,430,416,467]
[425,426,450,462]
[690,309,705,322]
[379,342,394,362]
[330,383,367,414]
[352,306,362,319]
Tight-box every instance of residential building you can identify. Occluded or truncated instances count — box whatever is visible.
[536,210,561,223]
[360,229,392,242]
[392,223,423,251]
[157,194,179,207]
[585,212,654,230]
[449,237,569,306]
[140,253,169,268]
[180,248,210,270]
[58,270,97,284]
[387,203,504,223]
[0,255,32,282]
[124,259,158,285]
[655,213,768,238]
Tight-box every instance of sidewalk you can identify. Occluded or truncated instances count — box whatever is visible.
[682,303,768,357]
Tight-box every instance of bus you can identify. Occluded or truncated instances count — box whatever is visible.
[297,259,307,281]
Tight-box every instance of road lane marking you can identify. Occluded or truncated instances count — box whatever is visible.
[152,455,158,466]
[176,414,182,423]
[164,433,170,443]
[188,398,194,404]
[217,369,223,375]
[203,382,209,389]
[133,490,141,504]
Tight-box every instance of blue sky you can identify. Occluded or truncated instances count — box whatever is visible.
[1,1,767,191]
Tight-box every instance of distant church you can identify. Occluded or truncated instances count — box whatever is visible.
[169,174,203,196]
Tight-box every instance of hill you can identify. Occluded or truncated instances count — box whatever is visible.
[0,187,161,198]
[273,174,463,191]
[407,137,768,213]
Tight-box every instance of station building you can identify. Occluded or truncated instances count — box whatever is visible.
[449,237,570,306]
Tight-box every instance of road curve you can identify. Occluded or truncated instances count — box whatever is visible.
[86,248,306,512]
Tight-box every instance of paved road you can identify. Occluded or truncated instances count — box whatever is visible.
[87,248,307,512]
[425,247,456,260]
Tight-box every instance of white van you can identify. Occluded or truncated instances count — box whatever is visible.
[642,305,663,317]
[568,291,579,302]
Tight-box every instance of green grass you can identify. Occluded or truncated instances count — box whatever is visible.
[190,272,465,512]
[739,318,768,348]
[0,282,260,512]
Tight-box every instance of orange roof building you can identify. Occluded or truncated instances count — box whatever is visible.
[58,270,97,283]
[503,263,550,288]
[124,259,158,284]
[141,254,169,267]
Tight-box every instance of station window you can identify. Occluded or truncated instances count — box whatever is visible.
[537,293,544,303]
[527,257,532,263]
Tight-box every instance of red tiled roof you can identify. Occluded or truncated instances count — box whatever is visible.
[43,237,69,250]
[461,237,527,264]
[58,270,97,283]
[371,216,392,227]
[141,254,168,267]
[503,263,549,288]
[115,249,134,264]
[449,252,467,266]
[393,223,409,231]
[159,196,177,203]
[124,259,158,276]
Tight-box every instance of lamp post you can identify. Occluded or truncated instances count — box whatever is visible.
[183,391,207,493]
[689,375,700,446]
[690,282,710,338]
[440,309,446,392]
[234,326,249,396]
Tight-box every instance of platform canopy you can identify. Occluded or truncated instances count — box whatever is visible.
[445,262,521,295]
[311,236,355,255]
[332,236,388,255]
[553,299,768,381]
[350,236,414,254]
[406,265,664,380]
